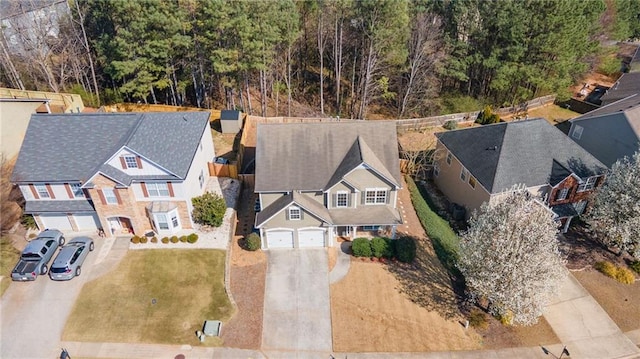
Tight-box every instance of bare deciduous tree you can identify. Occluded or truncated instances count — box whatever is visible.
[588,150,640,259]
[458,188,565,326]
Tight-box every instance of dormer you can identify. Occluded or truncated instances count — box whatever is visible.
[105,148,168,176]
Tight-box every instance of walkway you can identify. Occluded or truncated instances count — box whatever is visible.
[542,269,640,359]
[329,241,351,284]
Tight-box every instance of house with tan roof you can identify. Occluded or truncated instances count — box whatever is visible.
[254,121,402,249]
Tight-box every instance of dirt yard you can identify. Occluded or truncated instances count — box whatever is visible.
[219,184,266,349]
[330,181,560,352]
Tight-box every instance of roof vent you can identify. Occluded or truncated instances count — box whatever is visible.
[486,145,498,151]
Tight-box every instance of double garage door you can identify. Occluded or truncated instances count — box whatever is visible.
[39,213,101,231]
[265,228,325,249]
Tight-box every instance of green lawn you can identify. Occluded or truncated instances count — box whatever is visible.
[63,249,234,346]
[0,237,21,296]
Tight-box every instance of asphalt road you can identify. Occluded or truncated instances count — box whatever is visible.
[262,249,332,352]
[1,237,102,359]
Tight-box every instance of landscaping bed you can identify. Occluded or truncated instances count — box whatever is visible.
[63,249,234,346]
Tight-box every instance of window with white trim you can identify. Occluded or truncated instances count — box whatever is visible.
[446,152,452,165]
[460,168,469,182]
[288,206,301,220]
[70,183,84,198]
[365,188,387,204]
[124,155,138,168]
[153,209,181,232]
[336,191,348,207]
[577,176,597,192]
[362,225,380,231]
[103,188,118,204]
[147,182,170,197]
[156,213,169,230]
[35,184,50,198]
[572,125,584,140]
[555,188,569,201]
[574,201,587,215]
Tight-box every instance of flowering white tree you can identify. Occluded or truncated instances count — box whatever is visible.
[458,189,565,326]
[588,150,640,259]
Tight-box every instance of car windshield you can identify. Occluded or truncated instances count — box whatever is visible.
[22,253,41,259]
[51,267,69,273]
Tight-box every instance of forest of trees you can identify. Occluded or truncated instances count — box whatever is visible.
[2,0,640,119]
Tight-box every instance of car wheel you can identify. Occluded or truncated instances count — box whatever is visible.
[59,237,65,246]
[89,242,95,251]
[75,267,81,277]
[41,265,48,275]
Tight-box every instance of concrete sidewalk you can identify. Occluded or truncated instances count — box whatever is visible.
[542,269,640,359]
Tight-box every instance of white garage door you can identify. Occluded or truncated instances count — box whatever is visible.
[39,214,72,231]
[74,213,100,230]
[266,230,294,249]
[298,229,325,248]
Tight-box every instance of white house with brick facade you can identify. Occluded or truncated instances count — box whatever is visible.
[11,112,215,237]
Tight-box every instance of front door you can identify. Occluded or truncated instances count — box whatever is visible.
[338,226,350,237]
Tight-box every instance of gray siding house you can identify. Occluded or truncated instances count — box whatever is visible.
[434,119,607,232]
[254,121,402,249]
[567,94,640,168]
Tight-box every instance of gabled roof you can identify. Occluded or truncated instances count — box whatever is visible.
[255,121,401,192]
[11,112,210,183]
[571,93,640,121]
[255,192,332,227]
[435,119,607,194]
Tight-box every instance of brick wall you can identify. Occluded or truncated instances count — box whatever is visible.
[89,174,149,235]
[548,175,604,208]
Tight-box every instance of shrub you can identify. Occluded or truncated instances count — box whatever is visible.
[139,236,148,244]
[130,236,140,244]
[150,236,158,243]
[595,261,636,284]
[630,260,640,275]
[161,237,169,244]
[187,233,198,244]
[20,214,37,230]
[468,308,488,329]
[170,236,179,243]
[406,177,460,274]
[395,236,417,263]
[598,56,621,77]
[179,235,188,243]
[244,233,261,251]
[443,120,458,130]
[352,237,372,257]
[371,237,391,258]
[476,105,501,125]
[439,93,483,114]
[192,192,227,227]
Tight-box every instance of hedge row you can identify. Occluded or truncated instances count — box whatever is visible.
[351,236,416,263]
[405,176,460,274]
[131,233,199,244]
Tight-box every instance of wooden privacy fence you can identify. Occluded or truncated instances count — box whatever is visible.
[208,162,238,179]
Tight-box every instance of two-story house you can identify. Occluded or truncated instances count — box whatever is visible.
[254,121,403,249]
[11,112,215,237]
[433,119,607,232]
[566,94,640,168]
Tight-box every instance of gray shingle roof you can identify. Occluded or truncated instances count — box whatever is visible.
[435,119,607,194]
[255,121,401,192]
[24,199,95,213]
[600,73,640,105]
[255,192,332,227]
[11,112,210,184]
[573,93,640,121]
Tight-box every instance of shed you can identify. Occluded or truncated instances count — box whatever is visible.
[220,110,243,134]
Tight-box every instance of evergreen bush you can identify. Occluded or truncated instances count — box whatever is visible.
[352,237,372,257]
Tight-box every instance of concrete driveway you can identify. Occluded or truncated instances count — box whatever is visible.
[0,236,124,359]
[262,249,332,352]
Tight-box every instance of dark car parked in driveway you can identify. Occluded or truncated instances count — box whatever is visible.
[49,237,94,281]
[11,229,65,281]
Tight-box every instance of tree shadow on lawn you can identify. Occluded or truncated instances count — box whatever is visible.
[387,234,466,320]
